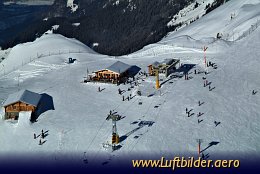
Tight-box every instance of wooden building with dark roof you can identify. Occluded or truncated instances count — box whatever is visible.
[91,61,141,84]
[148,58,180,77]
[3,90,42,120]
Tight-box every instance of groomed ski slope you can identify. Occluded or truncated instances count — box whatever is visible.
[0,0,259,166]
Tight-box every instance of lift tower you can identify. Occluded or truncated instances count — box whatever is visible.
[106,112,122,151]
[155,68,160,89]
[196,139,203,158]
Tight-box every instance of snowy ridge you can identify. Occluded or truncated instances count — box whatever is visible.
[128,35,231,59]
[0,34,96,77]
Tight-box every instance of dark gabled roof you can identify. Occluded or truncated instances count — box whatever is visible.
[127,65,141,77]
[3,90,42,107]
[106,61,132,74]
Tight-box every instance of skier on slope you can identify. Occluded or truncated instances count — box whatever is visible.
[41,132,45,139]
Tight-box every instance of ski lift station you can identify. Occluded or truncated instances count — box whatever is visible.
[148,58,180,77]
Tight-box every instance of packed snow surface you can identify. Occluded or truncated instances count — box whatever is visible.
[0,0,260,166]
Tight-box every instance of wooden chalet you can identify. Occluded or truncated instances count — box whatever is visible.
[91,61,140,84]
[3,90,42,120]
[148,58,180,77]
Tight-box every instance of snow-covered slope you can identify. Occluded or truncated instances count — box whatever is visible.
[67,0,78,13]
[3,0,54,6]
[166,0,260,41]
[167,0,215,28]
[0,0,259,167]
[0,34,95,76]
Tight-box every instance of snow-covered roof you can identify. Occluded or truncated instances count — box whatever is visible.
[162,59,174,65]
[3,90,42,107]
[150,59,179,67]
[151,61,160,67]
[106,61,132,74]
